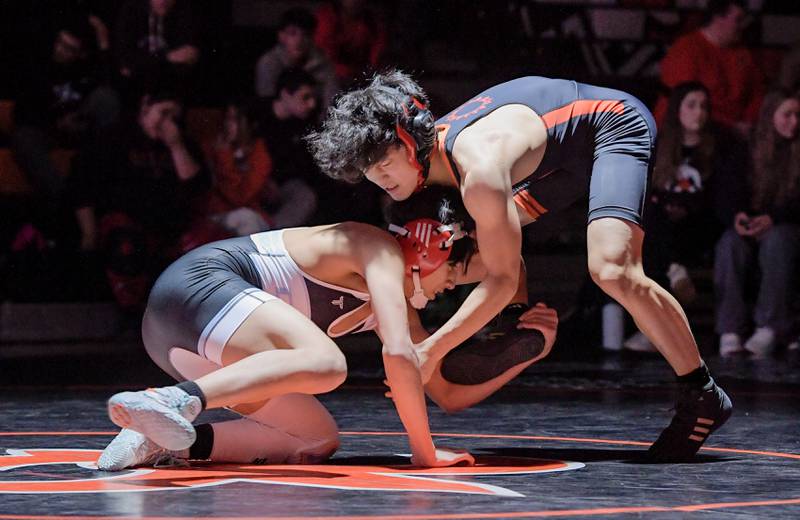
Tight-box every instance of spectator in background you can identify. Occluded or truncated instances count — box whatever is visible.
[314,0,386,86]
[625,82,749,352]
[204,101,272,236]
[655,0,764,136]
[67,88,207,311]
[115,0,200,96]
[254,7,338,115]
[256,68,320,229]
[12,14,118,223]
[777,40,800,92]
[714,90,800,357]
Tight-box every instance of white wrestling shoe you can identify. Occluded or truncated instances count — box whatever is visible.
[719,333,745,357]
[744,327,775,357]
[97,429,187,471]
[107,386,202,451]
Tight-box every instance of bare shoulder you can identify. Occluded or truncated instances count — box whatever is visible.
[451,104,547,184]
[284,223,400,284]
[454,105,544,152]
[335,222,401,257]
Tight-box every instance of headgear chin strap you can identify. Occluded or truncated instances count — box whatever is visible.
[389,218,467,309]
[395,96,435,192]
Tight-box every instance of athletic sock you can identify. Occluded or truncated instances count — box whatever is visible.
[176,380,207,410]
[188,423,214,460]
[675,362,712,390]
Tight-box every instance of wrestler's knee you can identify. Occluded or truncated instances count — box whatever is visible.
[294,431,340,464]
[588,253,648,300]
[305,344,348,391]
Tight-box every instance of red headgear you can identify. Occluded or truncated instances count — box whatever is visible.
[389,218,466,309]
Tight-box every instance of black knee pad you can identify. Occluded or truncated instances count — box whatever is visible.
[440,303,545,385]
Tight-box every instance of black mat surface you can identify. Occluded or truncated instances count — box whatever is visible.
[1,350,799,519]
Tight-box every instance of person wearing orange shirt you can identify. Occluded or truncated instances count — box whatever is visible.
[205,102,272,236]
[655,0,764,135]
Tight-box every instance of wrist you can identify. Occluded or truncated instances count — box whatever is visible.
[409,440,436,465]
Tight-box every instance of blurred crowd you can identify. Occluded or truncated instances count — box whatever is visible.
[0,0,799,357]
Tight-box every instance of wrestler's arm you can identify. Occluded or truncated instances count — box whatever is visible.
[418,118,534,372]
[356,226,471,467]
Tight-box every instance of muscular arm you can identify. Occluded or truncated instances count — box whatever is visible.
[356,226,436,465]
[420,109,540,367]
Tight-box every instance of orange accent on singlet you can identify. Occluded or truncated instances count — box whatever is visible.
[513,191,549,221]
[541,99,625,129]
[434,124,460,187]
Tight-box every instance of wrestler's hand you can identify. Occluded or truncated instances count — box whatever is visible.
[734,212,752,236]
[517,302,558,359]
[412,447,475,468]
[411,341,438,385]
[749,214,774,240]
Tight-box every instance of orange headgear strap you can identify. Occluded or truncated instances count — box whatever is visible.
[396,96,430,191]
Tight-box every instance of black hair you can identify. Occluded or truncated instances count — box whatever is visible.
[704,0,745,25]
[385,184,478,271]
[305,69,432,183]
[276,67,317,95]
[278,7,317,34]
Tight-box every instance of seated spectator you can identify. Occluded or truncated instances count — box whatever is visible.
[778,40,800,92]
[12,13,118,228]
[255,68,320,229]
[625,82,749,352]
[655,0,764,136]
[255,7,337,115]
[204,101,272,236]
[314,0,386,86]
[67,87,208,311]
[714,90,800,357]
[115,0,200,98]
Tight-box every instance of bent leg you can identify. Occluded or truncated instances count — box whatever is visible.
[194,298,347,408]
[205,394,339,464]
[587,217,731,462]
[587,217,700,374]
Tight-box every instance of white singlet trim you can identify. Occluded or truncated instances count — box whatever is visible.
[197,287,276,365]
[248,230,371,320]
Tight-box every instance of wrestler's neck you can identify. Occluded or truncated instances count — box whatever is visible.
[424,133,460,188]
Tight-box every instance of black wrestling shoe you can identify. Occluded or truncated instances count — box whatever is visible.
[440,303,545,385]
[647,379,732,462]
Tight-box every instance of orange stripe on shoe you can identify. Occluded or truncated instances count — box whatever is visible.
[693,426,711,434]
[541,99,625,129]
[697,418,715,426]
[688,434,705,442]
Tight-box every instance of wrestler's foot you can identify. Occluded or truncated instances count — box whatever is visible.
[647,379,732,462]
[440,303,545,385]
[97,429,187,471]
[108,386,201,451]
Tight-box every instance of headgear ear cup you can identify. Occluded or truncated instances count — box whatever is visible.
[395,97,435,190]
[389,218,466,309]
